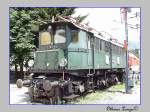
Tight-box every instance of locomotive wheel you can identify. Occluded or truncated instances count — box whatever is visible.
[16,79,23,88]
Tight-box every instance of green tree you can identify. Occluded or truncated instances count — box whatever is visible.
[10,8,36,79]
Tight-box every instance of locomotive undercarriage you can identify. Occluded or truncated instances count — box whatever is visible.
[16,69,125,104]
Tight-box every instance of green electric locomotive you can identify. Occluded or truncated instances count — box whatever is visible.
[17,16,126,104]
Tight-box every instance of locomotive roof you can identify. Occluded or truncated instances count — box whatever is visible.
[47,16,124,48]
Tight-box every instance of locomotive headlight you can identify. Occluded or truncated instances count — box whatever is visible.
[59,58,67,67]
[28,60,34,67]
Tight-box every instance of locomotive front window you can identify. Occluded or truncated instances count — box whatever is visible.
[54,26,66,44]
[40,32,52,45]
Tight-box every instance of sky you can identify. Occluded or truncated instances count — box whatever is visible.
[72,8,140,49]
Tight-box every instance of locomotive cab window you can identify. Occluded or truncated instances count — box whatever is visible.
[101,40,105,51]
[112,44,116,54]
[113,45,117,54]
[71,29,78,43]
[116,46,119,54]
[54,25,66,44]
[99,39,102,50]
[119,47,121,55]
[87,35,91,49]
[120,47,123,55]
[95,37,100,51]
[105,41,109,52]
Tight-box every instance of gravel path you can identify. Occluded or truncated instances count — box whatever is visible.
[10,84,31,104]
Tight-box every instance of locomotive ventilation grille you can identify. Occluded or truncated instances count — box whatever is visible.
[34,50,59,70]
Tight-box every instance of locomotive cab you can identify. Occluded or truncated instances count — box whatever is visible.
[32,22,69,73]
[32,21,89,74]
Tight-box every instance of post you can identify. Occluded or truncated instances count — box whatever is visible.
[124,8,130,94]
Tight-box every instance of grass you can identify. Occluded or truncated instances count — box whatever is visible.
[136,80,140,85]
[72,83,125,104]
[108,83,125,92]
